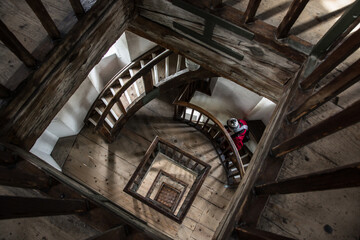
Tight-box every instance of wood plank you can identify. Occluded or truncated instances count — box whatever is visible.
[243,0,262,23]
[310,0,360,58]
[288,59,360,123]
[69,0,85,19]
[0,0,136,150]
[272,99,360,158]
[254,162,360,195]
[86,225,126,240]
[0,196,88,219]
[300,28,360,90]
[276,0,310,39]
[236,227,296,240]
[143,71,154,93]
[0,20,37,68]
[25,0,61,40]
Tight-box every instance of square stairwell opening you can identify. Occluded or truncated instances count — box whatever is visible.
[124,136,211,223]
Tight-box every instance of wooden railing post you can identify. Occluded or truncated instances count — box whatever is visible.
[0,196,88,219]
[143,71,154,94]
[69,0,85,19]
[243,0,262,23]
[272,99,360,158]
[276,0,310,39]
[25,0,61,40]
[288,59,360,123]
[254,162,360,195]
[300,28,360,90]
[0,20,37,68]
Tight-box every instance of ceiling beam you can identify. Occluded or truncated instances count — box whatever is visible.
[0,0,136,150]
[129,15,296,103]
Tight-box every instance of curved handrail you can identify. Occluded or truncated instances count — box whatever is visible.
[84,46,163,123]
[173,100,245,179]
[96,49,173,129]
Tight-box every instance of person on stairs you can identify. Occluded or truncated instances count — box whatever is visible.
[225,118,249,151]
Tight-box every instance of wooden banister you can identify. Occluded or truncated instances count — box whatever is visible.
[288,59,360,123]
[272,99,360,158]
[173,101,245,178]
[96,49,172,129]
[254,162,360,195]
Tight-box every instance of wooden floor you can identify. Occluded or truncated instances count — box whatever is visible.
[61,93,237,240]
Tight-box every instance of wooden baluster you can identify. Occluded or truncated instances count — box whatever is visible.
[243,0,262,23]
[236,227,296,240]
[117,100,126,114]
[165,56,170,77]
[301,28,360,90]
[0,20,37,68]
[0,196,88,219]
[69,0,85,19]
[143,71,154,93]
[272,99,360,158]
[25,0,61,40]
[276,0,309,39]
[189,109,195,122]
[310,0,360,58]
[151,53,159,84]
[202,118,210,130]
[196,113,203,126]
[288,59,360,123]
[176,55,182,72]
[255,162,360,195]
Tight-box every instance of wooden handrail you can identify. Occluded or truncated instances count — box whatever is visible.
[173,100,245,178]
[84,46,162,122]
[96,49,173,129]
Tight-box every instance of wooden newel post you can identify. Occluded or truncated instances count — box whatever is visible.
[254,162,360,195]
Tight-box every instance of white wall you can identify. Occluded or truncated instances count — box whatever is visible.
[125,31,157,61]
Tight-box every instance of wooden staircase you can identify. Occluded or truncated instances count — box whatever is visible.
[84,46,187,142]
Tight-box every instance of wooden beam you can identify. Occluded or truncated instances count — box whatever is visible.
[0,165,52,189]
[272,99,360,158]
[129,17,288,102]
[254,162,360,195]
[86,225,127,240]
[69,0,85,19]
[0,196,88,219]
[0,0,136,150]
[0,84,12,98]
[25,0,61,40]
[288,59,360,123]
[213,54,307,240]
[0,20,37,68]
[310,0,360,58]
[276,0,310,39]
[300,28,360,90]
[236,227,296,240]
[243,0,262,23]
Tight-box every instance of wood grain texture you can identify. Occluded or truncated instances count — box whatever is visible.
[69,0,85,18]
[0,0,136,150]
[243,0,262,23]
[276,0,310,39]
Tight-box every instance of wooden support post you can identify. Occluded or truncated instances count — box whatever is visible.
[0,196,88,219]
[25,0,61,40]
[276,0,309,39]
[254,162,360,195]
[143,71,154,93]
[86,225,126,240]
[0,20,37,68]
[243,0,262,23]
[310,0,360,58]
[272,99,360,157]
[300,28,360,90]
[288,59,360,123]
[69,0,85,19]
[236,227,296,240]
